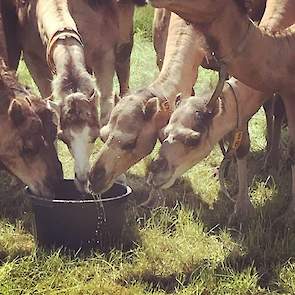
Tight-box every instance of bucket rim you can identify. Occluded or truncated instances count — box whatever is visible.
[25,182,132,205]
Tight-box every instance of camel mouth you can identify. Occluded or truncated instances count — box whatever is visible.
[147,167,176,190]
[87,172,115,195]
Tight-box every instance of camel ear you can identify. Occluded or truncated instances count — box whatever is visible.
[1,1,21,69]
[8,99,25,126]
[143,97,171,128]
[114,94,121,105]
[143,97,159,121]
[175,93,182,106]
[100,125,110,143]
[46,98,60,126]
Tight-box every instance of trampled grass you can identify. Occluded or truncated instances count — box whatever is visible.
[1,6,295,295]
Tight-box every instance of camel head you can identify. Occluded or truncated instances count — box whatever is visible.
[88,90,171,194]
[49,90,100,192]
[0,75,63,197]
[147,94,220,189]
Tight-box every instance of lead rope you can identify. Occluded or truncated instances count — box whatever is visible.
[218,81,243,202]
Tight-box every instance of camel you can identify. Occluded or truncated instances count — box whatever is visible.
[148,79,263,216]
[148,0,295,219]
[88,0,271,194]
[1,0,142,191]
[0,57,63,197]
[88,12,205,193]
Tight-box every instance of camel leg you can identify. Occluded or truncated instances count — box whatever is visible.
[93,50,116,126]
[263,94,284,171]
[23,52,52,97]
[280,97,295,223]
[263,98,274,156]
[152,9,170,71]
[115,38,133,98]
[115,2,135,97]
[229,124,254,223]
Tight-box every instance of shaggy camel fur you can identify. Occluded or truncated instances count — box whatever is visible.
[0,57,63,197]
[149,0,295,219]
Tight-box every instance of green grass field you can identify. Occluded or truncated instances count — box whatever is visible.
[1,6,295,295]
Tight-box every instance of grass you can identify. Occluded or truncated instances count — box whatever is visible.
[1,5,295,295]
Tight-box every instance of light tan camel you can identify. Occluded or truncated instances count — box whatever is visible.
[88,12,205,193]
[148,0,295,219]
[88,2,267,194]
[152,3,287,165]
[0,57,63,197]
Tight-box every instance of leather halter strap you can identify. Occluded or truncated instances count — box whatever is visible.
[46,28,84,75]
[219,81,243,157]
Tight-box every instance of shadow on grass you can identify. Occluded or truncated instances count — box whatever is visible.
[121,146,295,293]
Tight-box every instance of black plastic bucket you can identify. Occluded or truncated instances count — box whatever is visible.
[25,180,132,251]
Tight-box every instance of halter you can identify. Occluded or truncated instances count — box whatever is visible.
[46,28,84,75]
[219,81,243,157]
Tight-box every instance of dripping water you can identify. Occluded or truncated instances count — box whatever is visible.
[90,192,106,245]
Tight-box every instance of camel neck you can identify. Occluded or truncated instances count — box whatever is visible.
[53,39,87,76]
[150,16,206,107]
[203,3,295,94]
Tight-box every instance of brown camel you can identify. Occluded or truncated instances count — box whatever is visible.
[0,57,63,197]
[148,0,295,219]
[152,0,266,71]
[2,0,141,191]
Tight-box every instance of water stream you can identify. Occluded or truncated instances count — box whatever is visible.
[90,192,107,245]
